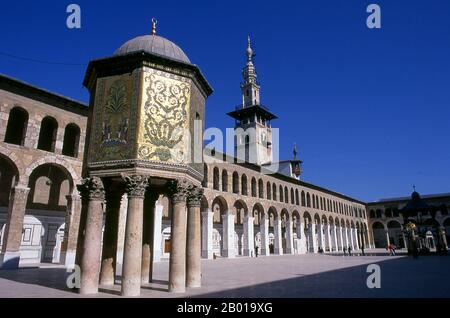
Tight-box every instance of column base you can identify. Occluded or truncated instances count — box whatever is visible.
[260,249,270,256]
[222,250,235,258]
[243,249,254,257]
[202,250,213,259]
[0,251,21,270]
[273,248,283,255]
[59,250,76,269]
[285,248,294,254]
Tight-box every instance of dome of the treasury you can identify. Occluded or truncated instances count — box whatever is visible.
[114,34,191,64]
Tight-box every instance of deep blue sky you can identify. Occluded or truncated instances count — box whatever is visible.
[1,0,449,202]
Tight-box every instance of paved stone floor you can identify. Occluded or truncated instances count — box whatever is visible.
[0,250,449,298]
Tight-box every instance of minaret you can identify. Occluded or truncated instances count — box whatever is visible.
[241,36,260,107]
[227,36,278,166]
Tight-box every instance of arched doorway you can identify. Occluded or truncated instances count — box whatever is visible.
[26,163,73,264]
[387,220,404,248]
[372,222,387,248]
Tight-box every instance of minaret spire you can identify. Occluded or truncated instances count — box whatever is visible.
[241,35,260,107]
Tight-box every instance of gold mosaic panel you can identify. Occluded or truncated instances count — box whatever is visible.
[138,72,191,164]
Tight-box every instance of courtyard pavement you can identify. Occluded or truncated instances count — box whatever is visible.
[0,250,449,298]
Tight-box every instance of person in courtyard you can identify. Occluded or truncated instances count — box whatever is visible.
[348,246,352,256]
[343,246,347,256]
[255,246,259,258]
[389,243,397,256]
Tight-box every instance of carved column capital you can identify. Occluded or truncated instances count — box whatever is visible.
[168,179,192,204]
[187,186,204,208]
[77,177,105,201]
[124,175,149,199]
[11,186,30,201]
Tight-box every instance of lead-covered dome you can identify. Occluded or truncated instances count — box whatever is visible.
[114,35,191,64]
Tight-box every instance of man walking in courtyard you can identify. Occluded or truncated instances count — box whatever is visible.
[348,246,352,256]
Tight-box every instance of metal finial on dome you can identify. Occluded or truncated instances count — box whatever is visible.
[152,18,158,36]
[293,143,298,160]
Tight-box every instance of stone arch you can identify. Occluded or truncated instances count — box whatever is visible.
[213,167,220,190]
[279,185,284,202]
[24,156,79,187]
[62,123,81,158]
[281,208,290,222]
[0,153,20,207]
[295,189,300,206]
[284,186,289,204]
[253,203,265,225]
[306,193,311,207]
[27,163,74,210]
[241,174,248,196]
[232,171,239,194]
[234,199,248,224]
[251,177,257,197]
[221,169,228,192]
[212,196,228,224]
[258,178,264,199]
[268,206,278,229]
[301,191,306,206]
[303,211,312,224]
[37,116,58,153]
[292,210,301,222]
[272,183,277,201]
[200,196,209,212]
[4,106,28,146]
[329,216,334,226]
[266,181,271,200]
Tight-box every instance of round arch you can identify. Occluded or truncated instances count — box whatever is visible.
[24,156,79,187]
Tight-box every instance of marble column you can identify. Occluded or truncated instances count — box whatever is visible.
[60,193,81,268]
[385,230,391,247]
[285,219,294,254]
[75,185,89,269]
[99,185,123,286]
[345,226,350,249]
[333,225,338,252]
[201,209,214,259]
[297,219,306,254]
[115,194,128,274]
[243,215,255,257]
[325,224,331,252]
[0,186,30,269]
[152,201,163,263]
[121,175,148,297]
[311,223,318,253]
[355,229,360,250]
[260,215,270,256]
[222,213,235,258]
[273,217,283,255]
[168,179,190,293]
[79,178,105,295]
[141,193,158,284]
[186,187,203,288]
[318,222,325,250]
